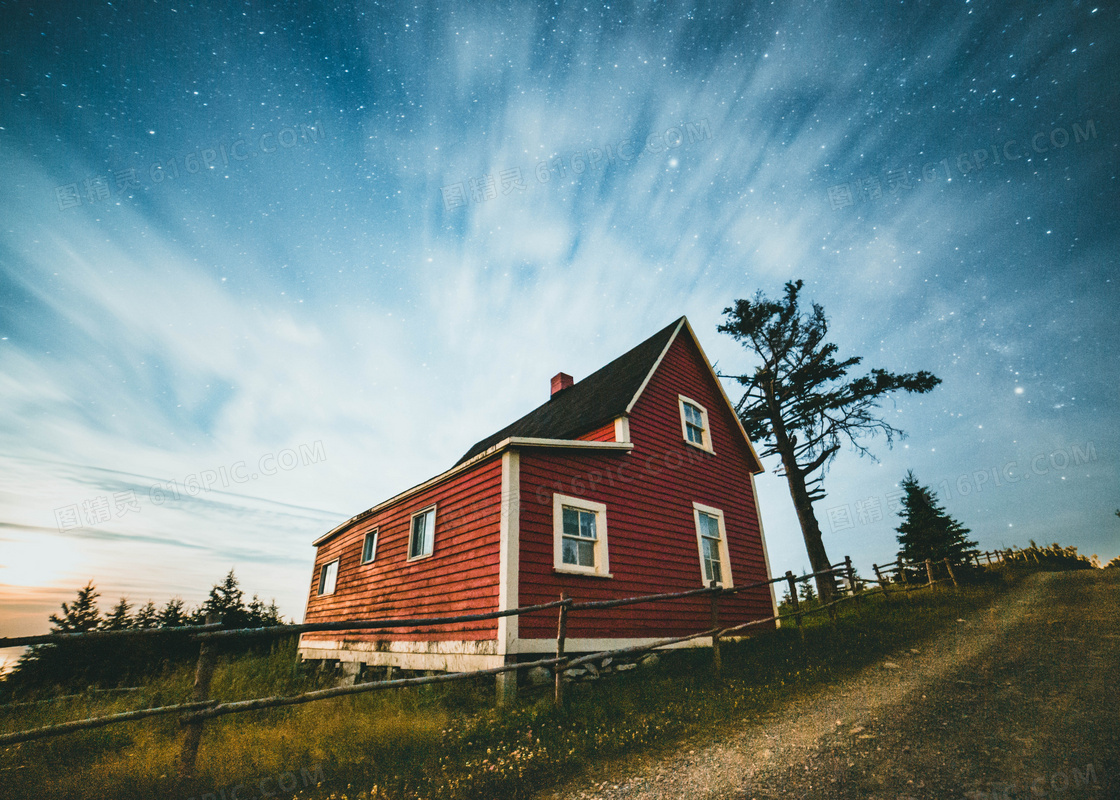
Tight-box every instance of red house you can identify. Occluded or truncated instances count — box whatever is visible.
[299,317,777,679]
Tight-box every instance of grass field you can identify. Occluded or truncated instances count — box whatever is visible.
[0,574,1024,800]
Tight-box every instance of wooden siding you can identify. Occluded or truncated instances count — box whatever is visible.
[517,332,773,641]
[576,420,618,442]
[301,456,503,643]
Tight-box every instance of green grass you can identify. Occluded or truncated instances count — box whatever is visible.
[0,577,1017,800]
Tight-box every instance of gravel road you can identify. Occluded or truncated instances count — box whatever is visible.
[536,570,1118,800]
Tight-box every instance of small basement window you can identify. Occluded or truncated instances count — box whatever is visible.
[678,395,714,453]
[317,559,339,596]
[361,530,379,564]
[409,505,437,560]
[552,494,610,577]
[693,502,733,588]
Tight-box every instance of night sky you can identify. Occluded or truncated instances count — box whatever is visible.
[1,1,1117,652]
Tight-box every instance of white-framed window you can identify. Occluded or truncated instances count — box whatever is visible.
[692,502,733,588]
[552,494,611,577]
[678,395,714,453]
[317,558,339,596]
[361,529,379,564]
[408,505,437,561]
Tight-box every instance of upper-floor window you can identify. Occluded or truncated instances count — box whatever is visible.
[678,395,714,453]
[409,505,437,560]
[361,529,379,564]
[552,493,611,577]
[317,558,339,596]
[692,502,733,588]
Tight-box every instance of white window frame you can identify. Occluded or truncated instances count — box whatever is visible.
[692,502,733,588]
[408,505,437,561]
[552,493,611,577]
[678,395,715,453]
[360,529,379,564]
[317,558,339,596]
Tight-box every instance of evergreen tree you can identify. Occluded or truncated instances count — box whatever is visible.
[48,581,101,632]
[798,576,817,604]
[895,471,978,565]
[13,582,105,693]
[195,569,248,627]
[158,597,187,628]
[102,598,133,630]
[134,600,159,629]
[246,594,284,627]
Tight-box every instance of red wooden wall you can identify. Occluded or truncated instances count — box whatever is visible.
[576,420,618,442]
[517,332,773,641]
[301,456,504,643]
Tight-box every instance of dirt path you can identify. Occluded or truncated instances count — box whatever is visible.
[536,571,1118,800]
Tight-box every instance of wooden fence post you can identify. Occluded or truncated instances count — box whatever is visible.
[784,571,804,643]
[826,568,839,625]
[896,560,913,603]
[872,563,891,599]
[554,592,568,709]
[943,558,959,590]
[178,613,219,779]
[845,556,862,612]
[925,558,935,588]
[709,580,722,675]
[985,551,993,565]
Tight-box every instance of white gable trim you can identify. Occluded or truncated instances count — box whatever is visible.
[680,317,765,473]
[625,318,685,414]
[623,316,763,473]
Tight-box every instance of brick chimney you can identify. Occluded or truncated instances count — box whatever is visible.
[551,372,574,396]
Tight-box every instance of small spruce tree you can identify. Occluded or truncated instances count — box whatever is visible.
[158,597,187,628]
[134,600,159,629]
[895,471,978,566]
[102,598,133,630]
[195,569,248,626]
[49,581,101,632]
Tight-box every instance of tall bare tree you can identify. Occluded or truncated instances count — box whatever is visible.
[719,280,941,600]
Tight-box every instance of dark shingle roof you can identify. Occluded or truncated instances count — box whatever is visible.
[455,317,685,465]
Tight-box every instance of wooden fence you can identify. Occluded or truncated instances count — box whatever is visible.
[0,550,1002,777]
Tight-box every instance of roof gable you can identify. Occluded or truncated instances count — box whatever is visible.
[455,317,684,465]
[317,316,763,546]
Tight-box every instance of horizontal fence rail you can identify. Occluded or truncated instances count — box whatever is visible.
[0,622,225,650]
[0,551,1003,773]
